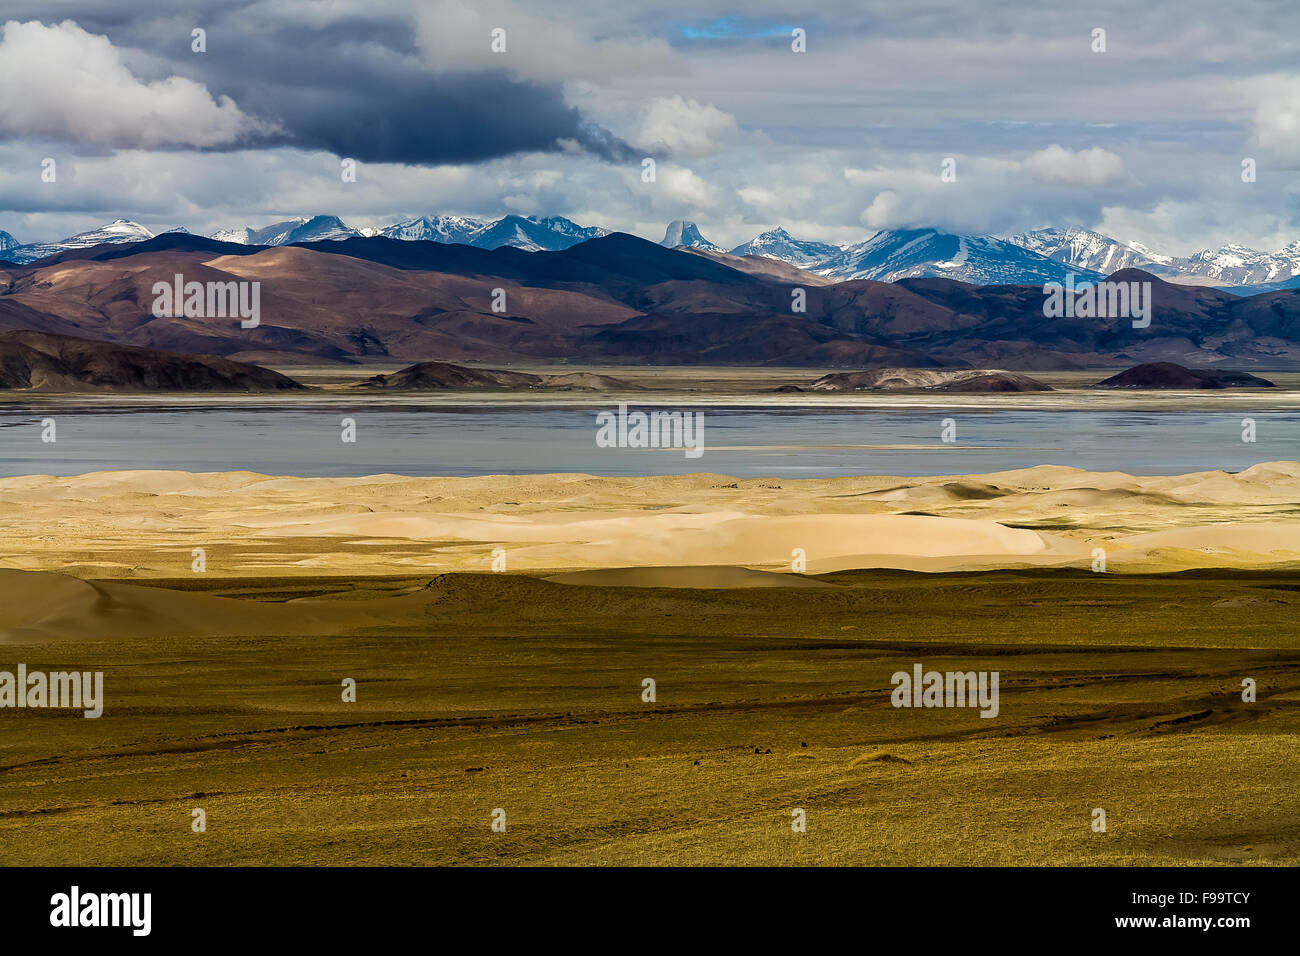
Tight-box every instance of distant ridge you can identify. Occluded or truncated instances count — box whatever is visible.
[37,231,260,265]
[2,219,155,264]
[4,214,1298,289]
[5,232,1300,369]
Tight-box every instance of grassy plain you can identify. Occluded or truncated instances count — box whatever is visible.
[1,569,1296,865]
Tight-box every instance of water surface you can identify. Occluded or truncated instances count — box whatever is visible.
[1,400,1294,478]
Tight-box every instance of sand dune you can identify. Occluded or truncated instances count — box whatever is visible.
[0,568,439,643]
[238,511,1077,572]
[0,567,491,644]
[1110,522,1300,568]
[0,569,293,642]
[0,462,1296,580]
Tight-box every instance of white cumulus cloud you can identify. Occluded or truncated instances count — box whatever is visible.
[633,96,740,158]
[1021,145,1125,186]
[1249,74,1300,169]
[0,19,269,149]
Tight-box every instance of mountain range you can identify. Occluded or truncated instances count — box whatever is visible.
[3,214,1299,293]
[0,214,609,265]
[2,228,1299,370]
[211,213,610,253]
[813,229,1101,285]
[2,219,158,264]
[1007,226,1300,292]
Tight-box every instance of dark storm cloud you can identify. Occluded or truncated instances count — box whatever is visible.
[1,1,634,163]
[196,15,635,162]
[230,70,635,164]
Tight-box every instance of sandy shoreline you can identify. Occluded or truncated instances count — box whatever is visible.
[1,461,1296,580]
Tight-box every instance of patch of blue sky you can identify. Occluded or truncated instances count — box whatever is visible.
[675,16,800,40]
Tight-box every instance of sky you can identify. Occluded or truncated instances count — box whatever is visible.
[0,0,1298,254]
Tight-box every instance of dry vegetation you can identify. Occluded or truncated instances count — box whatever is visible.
[1,569,1296,865]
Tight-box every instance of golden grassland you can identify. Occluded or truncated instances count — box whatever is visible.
[1,569,1296,866]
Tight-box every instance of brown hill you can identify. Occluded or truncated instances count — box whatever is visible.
[0,330,305,392]
[354,361,638,391]
[355,361,539,390]
[537,371,641,390]
[680,247,837,286]
[3,235,1300,368]
[811,367,1052,392]
[1093,362,1276,389]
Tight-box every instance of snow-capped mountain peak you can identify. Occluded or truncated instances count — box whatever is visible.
[211,218,308,245]
[0,219,156,264]
[1181,243,1299,284]
[278,215,358,244]
[380,215,485,244]
[728,227,840,267]
[206,213,605,252]
[210,227,253,244]
[660,220,722,252]
[210,215,359,245]
[1003,227,1300,286]
[1004,226,1171,274]
[462,215,607,252]
[95,219,155,240]
[528,216,608,240]
[816,228,1096,285]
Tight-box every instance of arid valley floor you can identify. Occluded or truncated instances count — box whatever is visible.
[0,463,1297,865]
